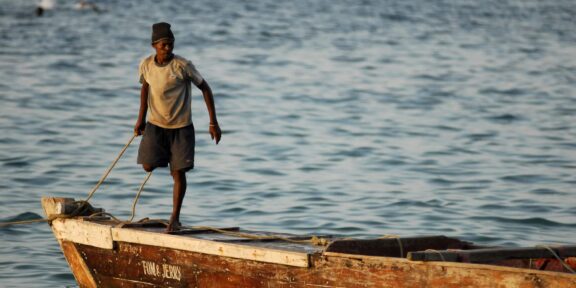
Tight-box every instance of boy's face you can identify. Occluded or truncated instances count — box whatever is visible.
[152,39,174,57]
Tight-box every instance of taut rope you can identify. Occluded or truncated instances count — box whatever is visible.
[85,134,137,203]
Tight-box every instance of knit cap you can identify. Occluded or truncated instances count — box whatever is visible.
[151,22,174,43]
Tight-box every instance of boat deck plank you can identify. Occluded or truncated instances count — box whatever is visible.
[119,225,327,254]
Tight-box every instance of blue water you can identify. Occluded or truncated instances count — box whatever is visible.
[1,0,576,286]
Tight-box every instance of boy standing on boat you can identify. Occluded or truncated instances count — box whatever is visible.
[134,22,221,232]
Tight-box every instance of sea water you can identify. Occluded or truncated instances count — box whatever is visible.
[1,0,575,286]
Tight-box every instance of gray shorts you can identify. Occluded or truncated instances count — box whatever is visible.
[137,122,195,171]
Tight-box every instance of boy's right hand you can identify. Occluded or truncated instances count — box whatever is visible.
[134,121,145,136]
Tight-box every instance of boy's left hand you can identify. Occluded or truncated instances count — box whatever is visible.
[210,124,221,144]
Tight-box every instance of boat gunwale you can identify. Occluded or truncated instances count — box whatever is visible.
[50,217,576,279]
[51,217,314,267]
[323,251,576,278]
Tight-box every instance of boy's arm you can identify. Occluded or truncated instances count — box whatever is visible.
[134,81,149,136]
[197,80,221,144]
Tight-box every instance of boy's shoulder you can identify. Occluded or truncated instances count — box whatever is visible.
[139,54,155,67]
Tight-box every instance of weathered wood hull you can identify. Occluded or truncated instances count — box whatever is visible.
[42,198,576,288]
[53,224,576,288]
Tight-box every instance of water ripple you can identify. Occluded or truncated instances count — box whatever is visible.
[2,0,576,286]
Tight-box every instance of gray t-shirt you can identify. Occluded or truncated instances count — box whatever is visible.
[139,54,204,129]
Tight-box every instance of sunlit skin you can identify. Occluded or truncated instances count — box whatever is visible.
[134,38,221,233]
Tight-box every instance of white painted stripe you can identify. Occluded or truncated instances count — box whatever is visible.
[52,219,114,250]
[111,227,310,267]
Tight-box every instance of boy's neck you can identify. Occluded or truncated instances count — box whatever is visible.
[155,53,174,65]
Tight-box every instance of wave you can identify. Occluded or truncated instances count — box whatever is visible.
[469,216,576,228]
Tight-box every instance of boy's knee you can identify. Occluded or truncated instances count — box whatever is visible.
[170,168,189,178]
[142,164,155,172]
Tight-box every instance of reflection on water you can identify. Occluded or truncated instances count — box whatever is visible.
[1,0,576,286]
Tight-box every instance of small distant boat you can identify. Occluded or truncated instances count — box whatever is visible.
[42,197,576,288]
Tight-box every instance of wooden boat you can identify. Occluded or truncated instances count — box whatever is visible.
[42,197,576,288]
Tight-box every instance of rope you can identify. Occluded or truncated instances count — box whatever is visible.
[0,199,89,227]
[0,132,329,246]
[188,226,330,246]
[128,172,152,222]
[0,134,137,228]
[85,134,136,203]
[536,245,576,274]
[0,218,51,227]
[87,211,123,223]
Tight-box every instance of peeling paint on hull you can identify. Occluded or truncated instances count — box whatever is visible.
[58,240,576,288]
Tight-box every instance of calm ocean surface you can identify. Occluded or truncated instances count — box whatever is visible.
[1,0,576,286]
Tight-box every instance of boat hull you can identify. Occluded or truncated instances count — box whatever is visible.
[42,198,576,288]
[59,239,575,288]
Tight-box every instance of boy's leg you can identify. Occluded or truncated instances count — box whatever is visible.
[165,124,195,232]
[166,169,186,232]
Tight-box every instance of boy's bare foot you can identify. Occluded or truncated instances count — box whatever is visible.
[165,220,182,233]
